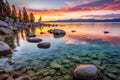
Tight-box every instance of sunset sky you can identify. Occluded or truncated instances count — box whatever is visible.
[7,0,120,21]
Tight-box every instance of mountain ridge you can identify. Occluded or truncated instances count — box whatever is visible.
[49,18,120,22]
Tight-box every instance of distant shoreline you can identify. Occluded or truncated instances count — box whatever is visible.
[47,21,120,23]
[48,18,120,22]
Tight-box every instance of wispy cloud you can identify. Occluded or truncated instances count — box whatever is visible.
[17,0,120,21]
[83,14,120,19]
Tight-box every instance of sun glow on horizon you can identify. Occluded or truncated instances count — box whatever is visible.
[8,0,120,21]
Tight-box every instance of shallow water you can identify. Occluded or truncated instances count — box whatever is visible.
[0,22,120,80]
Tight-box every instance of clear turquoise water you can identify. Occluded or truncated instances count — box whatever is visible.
[0,22,120,80]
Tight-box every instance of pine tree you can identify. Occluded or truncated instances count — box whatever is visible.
[0,0,6,20]
[18,9,22,22]
[11,5,17,21]
[30,13,35,22]
[5,0,11,17]
[23,7,29,22]
[38,16,42,22]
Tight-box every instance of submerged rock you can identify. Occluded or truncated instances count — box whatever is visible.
[0,41,12,56]
[7,59,15,65]
[15,76,32,80]
[41,76,52,80]
[0,74,9,80]
[37,42,51,49]
[27,33,36,37]
[73,64,99,80]
[27,38,43,43]
[53,33,66,38]
[50,62,61,70]
[7,76,14,80]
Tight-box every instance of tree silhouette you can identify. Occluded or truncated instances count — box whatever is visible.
[23,7,29,22]
[11,5,17,21]
[30,13,35,22]
[18,9,22,22]
[38,16,42,22]
[5,0,11,17]
[0,0,6,20]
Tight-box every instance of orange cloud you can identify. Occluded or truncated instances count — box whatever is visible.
[26,0,120,21]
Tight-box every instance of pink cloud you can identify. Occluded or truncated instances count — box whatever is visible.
[65,1,77,7]
[27,0,120,19]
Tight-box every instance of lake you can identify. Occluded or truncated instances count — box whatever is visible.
[0,22,120,80]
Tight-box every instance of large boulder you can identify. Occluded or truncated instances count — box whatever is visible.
[53,33,66,38]
[0,20,13,34]
[73,64,99,80]
[0,27,13,34]
[53,29,66,34]
[48,29,66,38]
[27,38,43,43]
[37,42,51,49]
[0,41,12,56]
[0,20,8,27]
[48,29,66,34]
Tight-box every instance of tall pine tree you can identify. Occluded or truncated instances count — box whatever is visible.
[5,0,11,17]
[0,0,6,20]
[30,13,35,22]
[11,5,17,21]
[23,7,29,22]
[18,9,22,22]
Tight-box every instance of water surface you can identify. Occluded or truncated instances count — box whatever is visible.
[0,22,120,80]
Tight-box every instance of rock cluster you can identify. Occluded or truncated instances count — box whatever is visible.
[0,20,13,34]
[48,29,66,34]
[48,29,66,38]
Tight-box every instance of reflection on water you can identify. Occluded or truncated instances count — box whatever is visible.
[0,22,120,80]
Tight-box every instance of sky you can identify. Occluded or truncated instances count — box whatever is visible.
[7,0,120,21]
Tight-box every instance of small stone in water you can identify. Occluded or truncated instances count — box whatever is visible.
[7,76,14,80]
[7,59,15,65]
[15,76,32,80]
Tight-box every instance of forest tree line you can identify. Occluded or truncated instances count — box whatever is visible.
[0,0,35,22]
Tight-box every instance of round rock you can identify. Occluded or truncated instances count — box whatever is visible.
[27,38,43,43]
[37,42,51,49]
[0,41,12,56]
[73,64,98,80]
[27,33,36,37]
